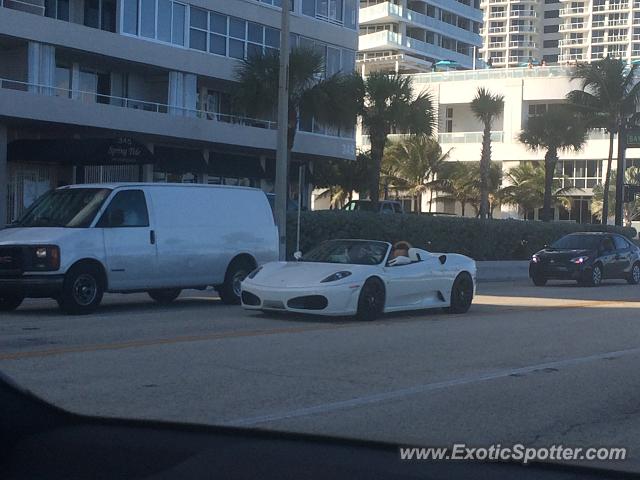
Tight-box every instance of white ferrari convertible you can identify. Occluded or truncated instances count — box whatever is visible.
[241,239,476,320]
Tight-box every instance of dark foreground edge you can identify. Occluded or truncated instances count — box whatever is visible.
[0,371,636,480]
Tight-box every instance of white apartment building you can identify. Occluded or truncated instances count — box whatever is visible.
[480,0,561,68]
[481,0,640,67]
[357,0,483,74]
[357,66,640,222]
[0,0,358,225]
[558,0,640,64]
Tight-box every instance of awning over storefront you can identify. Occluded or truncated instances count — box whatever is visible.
[8,138,154,165]
[208,153,265,178]
[153,146,207,174]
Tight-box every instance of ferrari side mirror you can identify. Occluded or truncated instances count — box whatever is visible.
[293,251,303,261]
[439,255,447,265]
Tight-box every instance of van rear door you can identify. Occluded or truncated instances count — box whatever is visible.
[96,189,159,290]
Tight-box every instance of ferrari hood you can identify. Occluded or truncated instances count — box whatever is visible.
[246,261,371,287]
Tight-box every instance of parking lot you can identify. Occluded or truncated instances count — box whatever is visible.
[1,279,640,470]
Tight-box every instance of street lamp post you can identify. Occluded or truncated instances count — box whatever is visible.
[275,0,290,260]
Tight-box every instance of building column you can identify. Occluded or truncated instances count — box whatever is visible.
[168,71,197,117]
[0,124,7,227]
[27,42,55,95]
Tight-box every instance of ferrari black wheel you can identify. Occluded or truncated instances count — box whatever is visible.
[355,278,385,321]
[446,272,474,314]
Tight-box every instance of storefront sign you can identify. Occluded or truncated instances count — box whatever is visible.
[626,130,640,149]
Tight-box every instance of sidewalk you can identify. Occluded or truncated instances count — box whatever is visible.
[476,261,530,282]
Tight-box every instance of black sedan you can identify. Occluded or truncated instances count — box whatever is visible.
[529,232,640,286]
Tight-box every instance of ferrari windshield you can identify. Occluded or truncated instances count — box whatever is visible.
[302,240,390,265]
[550,234,603,250]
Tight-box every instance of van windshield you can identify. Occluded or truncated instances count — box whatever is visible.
[14,188,112,228]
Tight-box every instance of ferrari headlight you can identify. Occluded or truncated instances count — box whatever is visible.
[570,256,589,264]
[247,266,263,279]
[321,271,352,283]
[531,254,540,263]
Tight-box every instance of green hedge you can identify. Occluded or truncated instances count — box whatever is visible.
[286,211,637,261]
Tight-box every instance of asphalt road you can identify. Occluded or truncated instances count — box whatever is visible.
[1,280,640,472]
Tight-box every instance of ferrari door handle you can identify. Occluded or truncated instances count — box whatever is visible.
[150,230,156,245]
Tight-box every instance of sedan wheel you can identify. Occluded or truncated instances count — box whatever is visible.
[446,273,474,314]
[627,263,640,285]
[584,264,603,287]
[356,278,385,321]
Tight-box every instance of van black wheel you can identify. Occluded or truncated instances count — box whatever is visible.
[356,278,385,321]
[627,263,640,285]
[446,273,474,314]
[59,265,104,315]
[148,289,182,305]
[219,258,255,305]
[0,293,24,312]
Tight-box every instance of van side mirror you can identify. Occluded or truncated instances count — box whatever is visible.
[293,251,303,261]
[439,255,447,265]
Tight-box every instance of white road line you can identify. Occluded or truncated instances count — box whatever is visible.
[224,346,640,427]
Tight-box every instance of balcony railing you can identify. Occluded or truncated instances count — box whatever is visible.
[605,35,628,43]
[559,53,586,62]
[510,10,536,17]
[488,42,506,49]
[559,38,586,46]
[559,6,586,15]
[438,131,504,144]
[0,77,281,129]
[509,25,536,33]
[509,40,536,48]
[412,65,574,84]
[489,11,507,19]
[559,23,586,31]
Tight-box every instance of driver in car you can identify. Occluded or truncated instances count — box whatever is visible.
[388,241,412,266]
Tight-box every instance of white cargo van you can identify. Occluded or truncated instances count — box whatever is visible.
[0,184,278,314]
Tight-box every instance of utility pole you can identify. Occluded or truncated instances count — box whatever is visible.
[614,122,626,226]
[275,0,290,260]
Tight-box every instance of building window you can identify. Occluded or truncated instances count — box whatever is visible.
[528,104,547,118]
[55,65,71,98]
[543,39,558,48]
[301,0,357,29]
[544,9,559,18]
[123,0,187,45]
[544,24,559,33]
[445,107,453,133]
[44,0,69,21]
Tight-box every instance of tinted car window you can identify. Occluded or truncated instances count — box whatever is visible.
[97,190,149,228]
[601,237,615,252]
[550,234,602,250]
[613,236,629,250]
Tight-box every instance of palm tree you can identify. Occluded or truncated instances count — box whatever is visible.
[312,151,371,209]
[234,46,362,164]
[360,72,435,208]
[500,162,572,219]
[435,162,477,217]
[434,161,502,217]
[382,135,451,212]
[518,107,587,222]
[470,87,504,219]
[566,56,640,224]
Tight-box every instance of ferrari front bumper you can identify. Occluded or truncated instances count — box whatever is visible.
[240,281,361,316]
